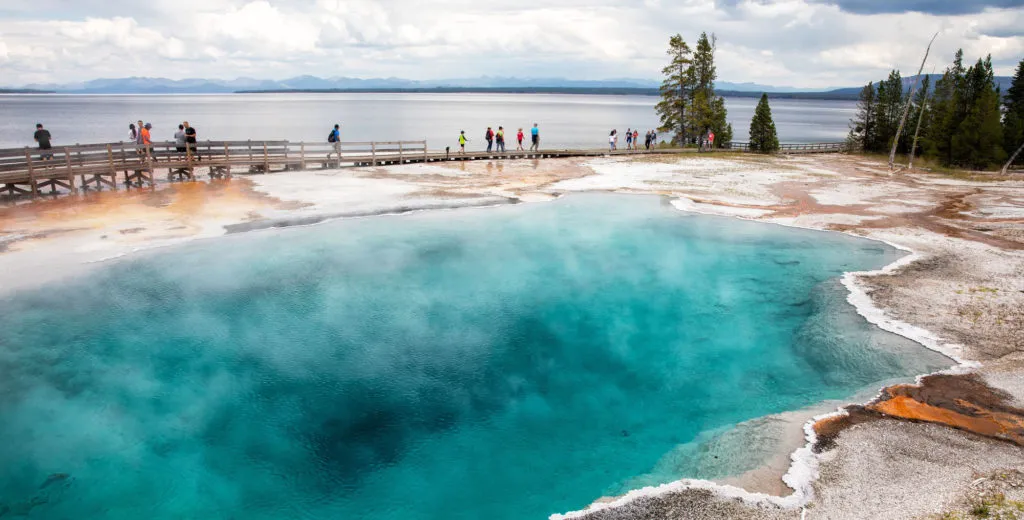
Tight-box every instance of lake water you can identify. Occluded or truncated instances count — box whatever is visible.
[0,194,948,519]
[0,93,854,150]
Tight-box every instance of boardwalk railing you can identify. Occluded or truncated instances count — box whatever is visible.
[726,142,849,153]
[0,140,432,197]
[1,139,850,198]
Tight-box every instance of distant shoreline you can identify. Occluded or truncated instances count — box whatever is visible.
[234,87,861,101]
[1,87,859,101]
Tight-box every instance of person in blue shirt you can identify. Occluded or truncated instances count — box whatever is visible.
[530,123,539,151]
[327,124,341,162]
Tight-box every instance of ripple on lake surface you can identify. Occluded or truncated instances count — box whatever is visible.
[0,193,948,519]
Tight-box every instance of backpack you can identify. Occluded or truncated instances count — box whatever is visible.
[327,131,337,143]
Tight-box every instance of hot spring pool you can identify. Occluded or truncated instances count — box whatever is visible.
[0,193,949,519]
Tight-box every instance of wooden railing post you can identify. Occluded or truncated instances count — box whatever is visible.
[63,147,76,193]
[224,143,231,178]
[263,141,269,173]
[371,142,377,166]
[24,148,38,198]
[423,141,428,163]
[106,145,116,183]
[399,142,404,163]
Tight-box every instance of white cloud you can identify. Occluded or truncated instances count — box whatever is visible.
[0,0,1020,87]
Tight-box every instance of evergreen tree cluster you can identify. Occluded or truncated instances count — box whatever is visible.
[847,51,1024,170]
[656,33,733,148]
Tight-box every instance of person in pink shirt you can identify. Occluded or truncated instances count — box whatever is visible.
[516,128,525,151]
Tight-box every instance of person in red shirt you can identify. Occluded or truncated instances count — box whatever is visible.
[516,128,525,151]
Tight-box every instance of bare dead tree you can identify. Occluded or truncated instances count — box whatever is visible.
[1003,141,1024,175]
[890,32,938,172]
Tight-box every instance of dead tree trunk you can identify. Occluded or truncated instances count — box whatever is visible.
[890,32,938,172]
[908,98,928,169]
[1003,141,1024,175]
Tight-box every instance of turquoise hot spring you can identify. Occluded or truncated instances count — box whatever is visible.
[0,193,950,519]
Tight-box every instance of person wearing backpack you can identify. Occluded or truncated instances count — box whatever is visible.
[327,124,341,162]
[485,127,494,152]
[496,126,506,153]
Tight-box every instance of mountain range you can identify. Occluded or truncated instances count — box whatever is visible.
[4,75,1012,98]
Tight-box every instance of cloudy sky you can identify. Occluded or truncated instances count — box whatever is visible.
[0,0,1021,88]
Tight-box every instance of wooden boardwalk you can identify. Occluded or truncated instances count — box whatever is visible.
[0,139,848,199]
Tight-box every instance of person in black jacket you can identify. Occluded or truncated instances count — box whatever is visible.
[33,123,53,166]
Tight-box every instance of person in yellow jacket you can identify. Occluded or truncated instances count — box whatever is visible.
[458,130,467,154]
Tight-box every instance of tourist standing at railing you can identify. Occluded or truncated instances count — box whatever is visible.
[485,127,494,152]
[183,121,199,161]
[134,120,145,158]
[129,123,138,143]
[516,128,525,151]
[625,128,633,150]
[174,125,187,155]
[633,129,639,150]
[141,123,153,159]
[609,130,617,151]
[33,123,53,167]
[496,126,506,153]
[530,123,539,151]
[327,124,341,162]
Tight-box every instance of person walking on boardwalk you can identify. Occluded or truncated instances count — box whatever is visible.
[496,126,506,153]
[609,130,617,151]
[183,121,198,160]
[129,123,138,143]
[644,130,651,150]
[327,124,341,162]
[625,128,633,150]
[33,123,53,167]
[458,130,468,154]
[633,129,639,151]
[141,123,154,160]
[530,123,539,151]
[516,128,525,151]
[174,124,187,155]
[485,127,494,152]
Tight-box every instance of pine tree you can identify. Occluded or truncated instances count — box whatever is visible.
[656,34,693,146]
[871,70,904,153]
[687,33,731,148]
[1003,59,1024,166]
[749,93,779,153]
[847,82,876,152]
[951,56,1005,169]
[925,50,966,165]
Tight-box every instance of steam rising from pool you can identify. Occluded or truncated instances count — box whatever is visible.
[0,194,948,519]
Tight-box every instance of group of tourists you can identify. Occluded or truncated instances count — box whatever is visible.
[459,124,540,154]
[609,128,658,151]
[126,120,199,160]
